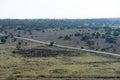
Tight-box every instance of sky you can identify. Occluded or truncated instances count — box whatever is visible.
[0,0,120,19]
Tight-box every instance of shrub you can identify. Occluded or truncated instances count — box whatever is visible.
[80,35,91,41]
[58,36,63,39]
[113,31,119,36]
[49,41,54,46]
[74,33,81,37]
[6,74,16,80]
[1,38,6,43]
[105,37,116,43]
[87,40,95,46]
[64,35,71,40]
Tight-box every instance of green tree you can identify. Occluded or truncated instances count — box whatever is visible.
[58,36,63,39]
[86,40,95,46]
[0,36,8,43]
[74,32,81,37]
[95,32,100,38]
[105,31,111,36]
[105,37,116,43]
[13,38,16,42]
[92,32,96,37]
[16,41,22,49]
[113,31,119,36]
[17,34,21,37]
[25,42,28,46]
[1,38,6,43]
[49,41,54,46]
[64,35,71,40]
[101,34,105,39]
[80,35,91,42]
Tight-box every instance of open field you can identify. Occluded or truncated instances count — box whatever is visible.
[0,41,120,80]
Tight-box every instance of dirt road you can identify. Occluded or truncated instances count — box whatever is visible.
[15,36,120,57]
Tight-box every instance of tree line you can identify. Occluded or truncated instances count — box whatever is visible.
[0,18,120,31]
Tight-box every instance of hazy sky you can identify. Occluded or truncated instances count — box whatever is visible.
[0,0,120,19]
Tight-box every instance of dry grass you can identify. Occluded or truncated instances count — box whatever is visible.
[0,40,120,79]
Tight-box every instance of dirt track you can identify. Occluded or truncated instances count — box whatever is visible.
[15,36,120,57]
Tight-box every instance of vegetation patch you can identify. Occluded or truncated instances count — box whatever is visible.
[50,69,68,74]
[13,48,74,57]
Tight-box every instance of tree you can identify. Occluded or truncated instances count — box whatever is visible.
[58,36,63,39]
[80,35,91,42]
[105,37,116,43]
[1,38,6,43]
[16,41,22,49]
[113,31,119,36]
[81,46,84,49]
[25,42,28,46]
[86,40,95,46]
[105,31,111,36]
[18,41,22,45]
[0,36,8,43]
[101,34,105,39]
[49,41,54,46]
[92,32,96,37]
[4,36,8,39]
[13,38,16,42]
[17,34,21,37]
[74,32,81,37]
[95,32,100,38]
[64,35,71,40]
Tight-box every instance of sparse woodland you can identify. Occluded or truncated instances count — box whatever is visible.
[1,18,120,79]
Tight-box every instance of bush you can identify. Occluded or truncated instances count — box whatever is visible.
[13,38,16,42]
[50,69,68,74]
[74,33,81,37]
[87,40,95,46]
[37,75,46,78]
[113,31,119,36]
[49,41,54,46]
[105,37,116,43]
[64,35,71,40]
[1,38,6,43]
[80,35,91,41]
[6,74,16,80]
[58,36,63,39]
[17,34,21,37]
[95,32,100,38]
[0,36,8,43]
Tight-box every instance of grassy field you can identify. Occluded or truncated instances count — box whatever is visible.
[0,41,120,80]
